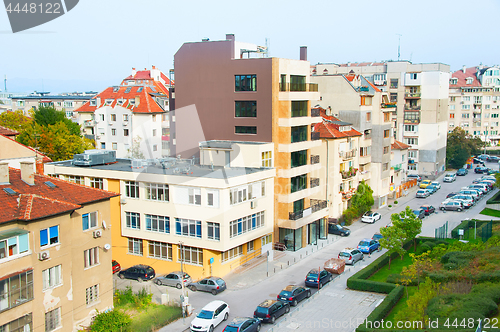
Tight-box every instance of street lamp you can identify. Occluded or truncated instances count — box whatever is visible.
[179,241,187,318]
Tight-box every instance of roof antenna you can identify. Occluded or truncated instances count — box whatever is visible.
[396,34,402,61]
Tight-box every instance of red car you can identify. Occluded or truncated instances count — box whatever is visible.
[112,260,121,274]
[419,205,436,216]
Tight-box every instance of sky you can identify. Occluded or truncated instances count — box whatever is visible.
[1,0,499,93]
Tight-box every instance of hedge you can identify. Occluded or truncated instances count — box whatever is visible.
[487,190,500,204]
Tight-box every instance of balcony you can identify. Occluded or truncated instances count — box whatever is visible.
[311,131,320,141]
[339,149,356,160]
[84,120,96,127]
[279,83,319,92]
[310,177,320,188]
[310,154,320,165]
[392,163,403,172]
[404,105,421,111]
[341,188,357,201]
[341,167,357,179]
[289,200,327,220]
[405,92,421,98]
[381,102,397,109]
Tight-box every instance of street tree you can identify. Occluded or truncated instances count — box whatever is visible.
[379,224,406,269]
[446,127,483,169]
[393,206,423,252]
[342,181,374,224]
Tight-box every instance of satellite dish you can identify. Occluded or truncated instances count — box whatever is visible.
[104,243,111,251]
[102,220,107,230]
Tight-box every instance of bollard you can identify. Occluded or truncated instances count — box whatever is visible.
[294,258,296,263]
[274,267,276,273]
[300,254,302,259]
[288,260,290,266]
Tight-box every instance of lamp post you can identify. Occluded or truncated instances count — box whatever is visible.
[179,241,186,319]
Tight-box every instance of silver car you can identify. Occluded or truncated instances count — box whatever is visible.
[439,200,464,212]
[338,248,364,265]
[452,195,474,208]
[443,173,456,182]
[154,271,192,289]
[188,277,227,295]
[416,189,430,198]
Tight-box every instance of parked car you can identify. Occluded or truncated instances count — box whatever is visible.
[416,189,431,198]
[408,174,422,182]
[453,195,474,208]
[443,173,456,182]
[477,154,490,161]
[191,300,229,332]
[118,264,155,282]
[446,192,458,199]
[328,223,351,236]
[487,169,499,175]
[112,260,121,274]
[338,248,364,265]
[357,238,381,254]
[419,205,436,215]
[372,233,383,241]
[361,211,381,223]
[481,175,497,181]
[304,268,333,288]
[412,209,426,219]
[456,168,468,176]
[469,184,489,193]
[253,300,290,324]
[430,181,441,190]
[474,166,490,174]
[473,158,486,165]
[154,271,191,289]
[439,200,464,212]
[487,156,499,162]
[426,185,438,194]
[277,285,311,306]
[188,277,226,295]
[223,317,261,332]
[477,181,494,190]
[458,189,480,201]
[419,180,432,189]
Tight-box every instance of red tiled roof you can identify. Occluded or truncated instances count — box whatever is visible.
[0,168,118,224]
[391,140,410,150]
[312,108,362,139]
[124,70,151,80]
[0,126,19,137]
[451,67,481,87]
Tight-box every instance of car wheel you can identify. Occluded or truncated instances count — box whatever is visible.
[361,255,365,261]
[329,275,333,282]
[211,289,217,295]
[270,316,276,324]
[209,325,214,332]
[318,282,323,289]
[224,312,228,321]
[176,283,182,289]
[155,279,162,286]
[285,305,290,313]
[257,323,261,331]
[137,277,143,283]
[458,208,463,212]
[440,207,445,211]
[118,273,125,279]
[307,290,311,298]
[189,285,197,291]
[292,299,297,306]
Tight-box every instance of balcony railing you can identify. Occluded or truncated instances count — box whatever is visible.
[392,163,403,172]
[310,154,320,164]
[381,103,397,108]
[341,167,358,179]
[404,105,421,111]
[310,178,320,188]
[311,108,320,117]
[341,188,357,201]
[288,200,327,220]
[404,118,420,124]
[405,92,421,98]
[279,83,319,92]
[311,131,320,141]
[339,149,356,160]
[84,120,96,127]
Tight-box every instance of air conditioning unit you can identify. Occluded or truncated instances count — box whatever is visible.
[250,200,257,209]
[120,199,126,205]
[39,251,50,261]
[93,230,102,238]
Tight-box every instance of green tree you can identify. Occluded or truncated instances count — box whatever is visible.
[0,109,32,132]
[379,223,407,269]
[393,206,422,252]
[350,180,374,215]
[127,136,145,159]
[33,106,81,136]
[446,127,483,169]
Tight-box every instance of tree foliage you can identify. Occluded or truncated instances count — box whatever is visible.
[127,136,145,159]
[394,206,423,252]
[446,127,483,169]
[0,109,32,132]
[379,224,407,269]
[342,181,374,224]
[33,106,81,136]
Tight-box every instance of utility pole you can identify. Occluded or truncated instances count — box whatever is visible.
[396,34,402,61]
[179,241,186,320]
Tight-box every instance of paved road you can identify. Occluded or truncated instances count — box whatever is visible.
[114,168,498,332]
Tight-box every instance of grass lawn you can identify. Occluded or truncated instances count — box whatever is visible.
[480,208,500,218]
[121,304,182,332]
[368,246,416,283]
[385,286,418,323]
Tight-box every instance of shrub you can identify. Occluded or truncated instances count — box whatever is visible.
[416,244,431,255]
[422,241,436,250]
[114,287,134,306]
[88,310,131,332]
[443,262,458,270]
[394,200,399,204]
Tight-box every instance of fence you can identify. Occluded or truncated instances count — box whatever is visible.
[451,219,493,242]
[435,221,448,239]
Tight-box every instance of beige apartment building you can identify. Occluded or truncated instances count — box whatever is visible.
[44,142,275,279]
[312,61,449,179]
[448,65,500,144]
[0,164,117,332]
[172,35,327,251]
[10,92,96,118]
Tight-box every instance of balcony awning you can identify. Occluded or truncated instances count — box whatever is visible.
[0,228,29,241]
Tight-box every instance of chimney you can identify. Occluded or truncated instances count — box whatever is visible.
[152,65,156,70]
[226,34,235,41]
[135,96,140,106]
[0,162,9,184]
[96,97,101,106]
[20,161,35,185]
[462,65,466,73]
[132,67,136,76]
[300,46,307,61]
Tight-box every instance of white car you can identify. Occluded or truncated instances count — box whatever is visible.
[431,181,441,190]
[190,300,229,332]
[361,211,382,223]
[443,173,456,182]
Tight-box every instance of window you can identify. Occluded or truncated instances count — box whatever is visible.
[291,101,308,117]
[404,111,420,122]
[175,218,202,238]
[291,126,307,143]
[247,241,254,252]
[207,192,214,206]
[382,163,389,171]
[0,231,29,260]
[149,241,172,260]
[230,211,265,238]
[262,151,272,167]
[40,226,59,247]
[261,234,272,246]
[384,112,390,122]
[235,101,257,117]
[290,75,306,91]
[361,96,372,106]
[291,150,307,168]
[86,284,99,305]
[128,238,143,255]
[408,164,417,171]
[466,78,473,85]
[129,99,136,105]
[112,142,117,150]
[229,181,264,204]
[463,96,471,102]
[101,142,106,149]
[450,105,456,111]
[126,212,140,229]
[235,126,257,134]
[45,307,61,332]
[153,145,158,152]
[364,112,371,122]
[188,188,201,205]
[207,222,220,241]
[0,269,34,312]
[235,75,257,92]
[291,174,307,193]
[42,265,61,290]
[67,175,83,184]
[262,181,265,196]
[404,125,417,132]
[145,183,169,201]
[360,146,371,157]
[492,114,499,118]
[90,177,103,189]
[221,245,243,263]
[450,113,456,119]
[146,214,169,233]
[82,212,97,230]
[112,129,116,136]
[404,138,418,145]
[390,79,398,89]
[110,114,116,121]
[462,104,471,110]
[125,181,139,198]
[90,100,97,106]
[178,245,203,265]
[1,313,33,332]
[384,129,390,138]
[152,129,157,137]
[123,114,129,121]
[383,146,389,154]
[486,105,491,110]
[462,113,470,119]
[84,247,99,268]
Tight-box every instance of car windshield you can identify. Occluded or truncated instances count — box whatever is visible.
[339,252,351,257]
[359,241,369,246]
[279,290,293,297]
[197,310,214,319]
[216,279,225,286]
[364,212,373,217]
[256,306,269,314]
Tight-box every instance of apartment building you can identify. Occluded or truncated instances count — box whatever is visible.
[44,142,275,279]
[172,35,327,251]
[390,140,410,198]
[448,65,500,144]
[74,66,172,159]
[312,61,450,178]
[310,108,364,220]
[10,92,96,117]
[0,134,52,173]
[310,74,392,207]
[0,163,118,332]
